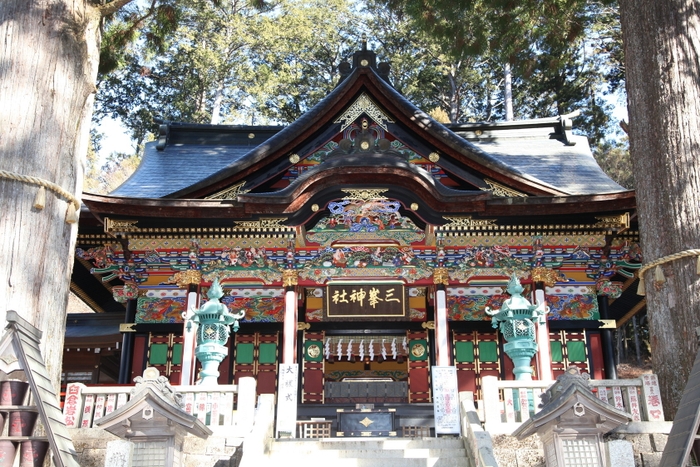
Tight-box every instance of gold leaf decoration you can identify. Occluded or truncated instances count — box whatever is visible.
[441,216,497,229]
[340,188,389,201]
[594,212,630,230]
[334,93,394,132]
[480,179,528,198]
[206,181,249,200]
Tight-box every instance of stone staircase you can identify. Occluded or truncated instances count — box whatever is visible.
[262,437,471,467]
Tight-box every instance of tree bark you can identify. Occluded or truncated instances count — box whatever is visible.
[504,62,513,121]
[0,1,102,391]
[619,0,700,418]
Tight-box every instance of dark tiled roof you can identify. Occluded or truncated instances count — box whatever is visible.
[109,124,282,198]
[106,64,627,199]
[466,133,626,195]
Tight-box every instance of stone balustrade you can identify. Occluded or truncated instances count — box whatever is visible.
[62,377,257,434]
[481,374,671,435]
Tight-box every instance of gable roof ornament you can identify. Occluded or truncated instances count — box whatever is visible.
[334,93,395,132]
[338,35,391,84]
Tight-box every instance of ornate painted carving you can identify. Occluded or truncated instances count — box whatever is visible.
[282,269,299,287]
[112,281,140,303]
[104,218,139,234]
[432,267,449,286]
[545,285,600,320]
[596,279,622,299]
[200,245,284,284]
[136,296,186,323]
[298,246,432,284]
[449,246,528,282]
[233,218,292,231]
[441,216,497,229]
[594,212,630,230]
[307,195,425,247]
[530,267,566,287]
[220,295,284,323]
[447,291,507,321]
[341,188,389,201]
[76,245,115,269]
[167,269,202,288]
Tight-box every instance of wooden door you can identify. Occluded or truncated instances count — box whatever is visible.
[407,330,431,403]
[452,330,502,400]
[301,330,325,403]
[232,332,279,395]
[147,333,184,384]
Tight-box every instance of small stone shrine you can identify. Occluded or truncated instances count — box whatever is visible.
[95,367,211,467]
[513,367,632,466]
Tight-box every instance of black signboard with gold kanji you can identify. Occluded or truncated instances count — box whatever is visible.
[325,281,407,321]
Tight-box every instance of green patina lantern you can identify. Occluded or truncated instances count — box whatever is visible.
[485,274,549,380]
[187,277,245,385]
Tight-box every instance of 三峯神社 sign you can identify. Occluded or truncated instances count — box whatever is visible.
[325,281,407,320]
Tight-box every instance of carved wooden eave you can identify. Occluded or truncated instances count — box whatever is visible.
[82,193,246,222]
[81,190,635,233]
[237,158,494,225]
[483,191,637,217]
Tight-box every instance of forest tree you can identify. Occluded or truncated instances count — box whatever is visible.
[619,0,700,417]
[0,0,104,390]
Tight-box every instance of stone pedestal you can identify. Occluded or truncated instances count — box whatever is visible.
[607,439,635,467]
[104,440,132,467]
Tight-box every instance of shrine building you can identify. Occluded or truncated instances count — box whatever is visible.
[68,46,643,423]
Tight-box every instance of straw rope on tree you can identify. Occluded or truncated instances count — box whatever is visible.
[637,248,700,295]
[0,169,80,224]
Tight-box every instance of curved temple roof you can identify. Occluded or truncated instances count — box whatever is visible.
[106,49,627,201]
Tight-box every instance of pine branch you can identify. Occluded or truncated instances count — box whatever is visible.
[98,0,138,17]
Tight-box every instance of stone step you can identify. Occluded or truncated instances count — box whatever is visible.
[271,437,464,452]
[260,457,470,467]
[268,447,467,458]
[264,437,471,467]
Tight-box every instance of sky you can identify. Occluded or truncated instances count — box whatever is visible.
[98,118,138,162]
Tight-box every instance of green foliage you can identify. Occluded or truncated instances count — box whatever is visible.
[593,137,634,189]
[245,0,361,122]
[364,0,512,123]
[96,0,258,142]
[94,0,359,142]
[84,145,143,195]
[381,0,625,147]
[94,0,627,168]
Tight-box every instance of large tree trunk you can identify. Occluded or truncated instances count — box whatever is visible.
[619,0,700,418]
[0,1,101,391]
